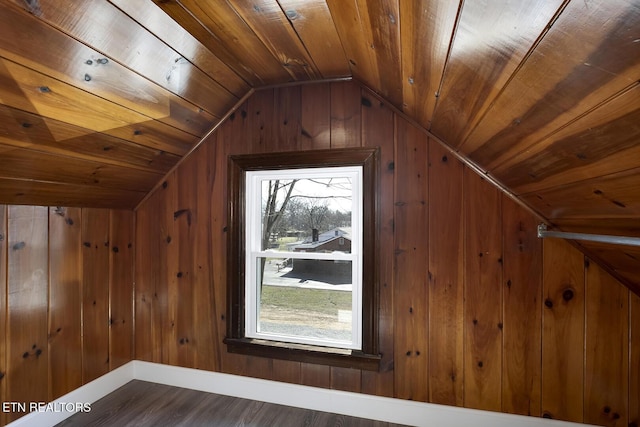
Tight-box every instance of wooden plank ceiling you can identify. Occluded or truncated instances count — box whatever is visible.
[0,0,638,289]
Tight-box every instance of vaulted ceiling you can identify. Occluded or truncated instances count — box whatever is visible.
[0,0,639,290]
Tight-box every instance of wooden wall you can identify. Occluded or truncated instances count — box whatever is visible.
[134,81,640,426]
[0,206,133,425]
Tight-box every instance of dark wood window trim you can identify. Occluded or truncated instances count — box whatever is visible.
[225,147,381,371]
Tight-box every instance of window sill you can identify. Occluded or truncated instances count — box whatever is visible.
[224,337,381,371]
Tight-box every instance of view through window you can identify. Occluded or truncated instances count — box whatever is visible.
[245,167,363,349]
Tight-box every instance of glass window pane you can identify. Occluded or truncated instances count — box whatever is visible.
[260,177,353,253]
[257,257,353,344]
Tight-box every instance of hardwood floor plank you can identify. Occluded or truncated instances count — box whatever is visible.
[56,380,409,427]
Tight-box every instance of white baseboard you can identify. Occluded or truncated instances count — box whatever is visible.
[6,362,133,427]
[6,360,595,427]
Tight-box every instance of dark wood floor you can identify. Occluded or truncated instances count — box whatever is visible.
[56,380,411,426]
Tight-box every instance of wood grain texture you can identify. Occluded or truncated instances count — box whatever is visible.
[178,0,292,85]
[134,189,163,363]
[574,241,640,296]
[109,0,250,98]
[493,83,640,195]
[399,0,459,130]
[6,0,239,117]
[463,170,502,411]
[393,118,429,402]
[0,144,162,193]
[301,84,331,150]
[0,205,135,425]
[191,140,220,373]
[81,209,111,383]
[0,106,182,172]
[431,0,563,148]
[541,238,584,422]
[6,206,48,422]
[326,0,380,95]
[462,0,640,170]
[501,197,542,416]
[108,210,134,370]
[48,207,82,400]
[584,261,629,427]
[0,57,199,154]
[330,81,362,148]
[428,142,464,406]
[521,167,640,220]
[0,2,217,137]
[130,81,639,424]
[276,0,350,78]
[226,0,321,80]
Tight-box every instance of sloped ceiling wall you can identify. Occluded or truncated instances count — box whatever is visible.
[0,0,638,289]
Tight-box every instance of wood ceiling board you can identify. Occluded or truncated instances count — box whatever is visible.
[493,83,640,195]
[0,179,146,209]
[328,0,403,107]
[276,0,350,79]
[225,0,321,80]
[178,0,296,85]
[0,144,163,192]
[460,0,640,170]
[0,106,180,173]
[326,0,381,97]
[150,0,265,86]
[580,242,640,296]
[0,4,216,137]
[430,0,565,148]
[8,0,239,117]
[521,168,640,220]
[109,0,250,97]
[0,58,198,155]
[399,0,460,130]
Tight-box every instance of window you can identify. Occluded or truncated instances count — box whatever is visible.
[225,148,380,370]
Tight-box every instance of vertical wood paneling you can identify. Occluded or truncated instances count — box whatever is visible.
[0,206,7,427]
[48,207,82,400]
[631,292,640,427]
[109,210,134,370]
[463,170,502,411]
[584,262,629,427]
[0,205,134,426]
[274,86,302,151]
[330,81,362,148]
[247,88,275,152]
[175,164,196,369]
[428,141,464,406]
[162,173,178,366]
[541,238,584,422]
[393,118,429,402]
[301,83,331,150]
[192,139,220,373]
[330,367,361,393]
[501,197,542,416]
[361,88,394,397]
[81,208,110,383]
[134,190,162,362]
[129,80,640,426]
[6,206,48,422]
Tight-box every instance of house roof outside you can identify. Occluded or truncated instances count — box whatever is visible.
[290,227,352,252]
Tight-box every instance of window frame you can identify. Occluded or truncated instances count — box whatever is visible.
[244,166,363,350]
[225,148,381,370]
